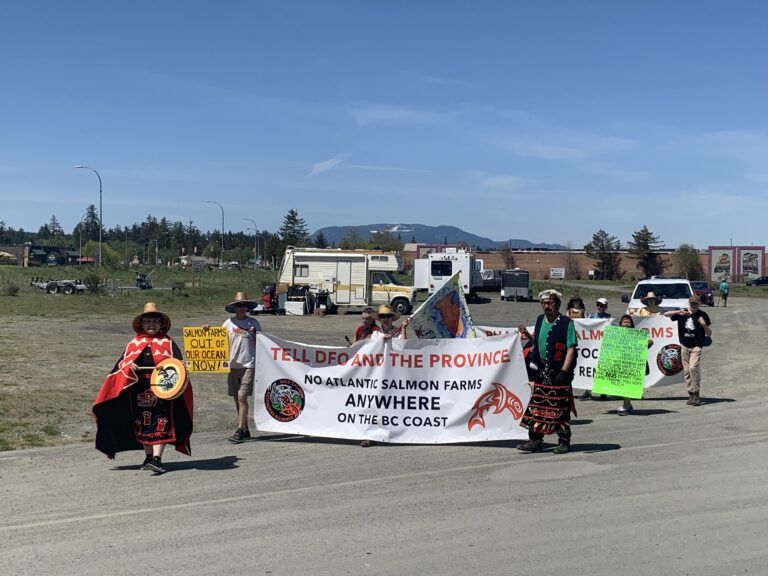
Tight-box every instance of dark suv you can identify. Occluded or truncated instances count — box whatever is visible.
[690,281,714,306]
[746,276,768,286]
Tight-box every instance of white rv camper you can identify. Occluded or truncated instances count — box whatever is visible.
[413,248,484,297]
[278,247,416,314]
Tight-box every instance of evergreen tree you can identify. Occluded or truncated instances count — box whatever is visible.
[278,209,309,247]
[584,229,623,280]
[627,226,666,278]
[315,231,329,248]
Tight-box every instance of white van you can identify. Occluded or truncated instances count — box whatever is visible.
[624,277,694,314]
[278,247,416,314]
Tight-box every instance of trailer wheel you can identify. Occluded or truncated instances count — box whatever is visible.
[391,298,410,315]
[62,284,75,295]
[47,283,59,294]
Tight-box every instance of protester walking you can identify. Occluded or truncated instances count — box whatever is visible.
[355,307,380,341]
[719,279,729,307]
[220,292,262,443]
[588,297,611,319]
[664,295,712,406]
[517,290,578,454]
[566,295,587,318]
[93,302,193,474]
[636,292,663,316]
[614,314,652,415]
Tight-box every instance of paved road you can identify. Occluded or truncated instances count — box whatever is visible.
[2,297,766,576]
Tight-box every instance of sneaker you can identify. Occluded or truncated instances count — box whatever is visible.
[360,440,374,447]
[229,429,245,443]
[686,393,695,405]
[553,442,570,454]
[517,440,543,453]
[145,457,165,474]
[140,454,153,469]
[579,390,592,400]
[617,404,633,416]
[240,429,251,440]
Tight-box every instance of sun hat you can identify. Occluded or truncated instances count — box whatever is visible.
[371,304,401,321]
[225,291,259,313]
[132,302,171,334]
[640,291,663,305]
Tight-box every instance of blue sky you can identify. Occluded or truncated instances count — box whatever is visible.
[2,1,767,248]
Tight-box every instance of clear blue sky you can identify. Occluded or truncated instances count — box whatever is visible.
[2,1,767,248]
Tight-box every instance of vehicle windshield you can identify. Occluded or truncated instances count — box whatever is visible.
[633,283,692,300]
[690,281,710,290]
[371,272,403,286]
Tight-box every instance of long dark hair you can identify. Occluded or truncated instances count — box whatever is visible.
[619,314,635,328]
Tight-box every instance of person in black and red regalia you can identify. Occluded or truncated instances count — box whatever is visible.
[516,289,578,455]
[93,302,193,474]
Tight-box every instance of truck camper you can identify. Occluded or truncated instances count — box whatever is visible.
[412,248,484,297]
[278,247,416,314]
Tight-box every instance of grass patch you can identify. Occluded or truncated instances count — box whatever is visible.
[41,424,59,436]
[20,434,46,447]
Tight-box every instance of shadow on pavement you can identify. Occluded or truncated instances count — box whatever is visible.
[700,397,736,405]
[570,419,594,426]
[566,443,621,454]
[607,409,678,416]
[169,455,240,472]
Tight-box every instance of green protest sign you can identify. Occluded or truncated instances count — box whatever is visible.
[592,325,647,399]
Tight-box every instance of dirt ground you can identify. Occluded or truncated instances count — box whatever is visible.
[0,293,752,450]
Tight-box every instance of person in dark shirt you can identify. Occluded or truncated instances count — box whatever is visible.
[664,295,712,406]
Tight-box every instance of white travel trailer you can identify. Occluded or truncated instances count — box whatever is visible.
[413,248,484,297]
[278,247,417,314]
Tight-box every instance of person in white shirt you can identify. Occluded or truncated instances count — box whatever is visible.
[217,292,262,443]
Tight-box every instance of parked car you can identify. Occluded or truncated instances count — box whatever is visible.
[690,281,715,306]
[745,276,768,286]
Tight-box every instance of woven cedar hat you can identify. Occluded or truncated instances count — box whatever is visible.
[640,291,663,305]
[225,291,259,313]
[371,304,401,321]
[132,302,171,334]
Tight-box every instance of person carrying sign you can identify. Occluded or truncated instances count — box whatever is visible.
[614,315,652,415]
[517,290,578,454]
[93,302,194,474]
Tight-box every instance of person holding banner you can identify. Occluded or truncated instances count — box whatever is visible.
[220,292,262,443]
[361,305,408,447]
[517,290,577,454]
[355,307,380,341]
[93,302,194,474]
[566,295,587,318]
[664,295,712,406]
[371,304,409,340]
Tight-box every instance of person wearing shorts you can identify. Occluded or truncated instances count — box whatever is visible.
[222,292,262,443]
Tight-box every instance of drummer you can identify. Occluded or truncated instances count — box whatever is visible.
[93,302,193,474]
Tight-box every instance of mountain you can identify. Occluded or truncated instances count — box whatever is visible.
[312,223,566,250]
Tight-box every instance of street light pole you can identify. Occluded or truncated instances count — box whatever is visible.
[206,200,225,266]
[243,218,258,270]
[74,165,103,267]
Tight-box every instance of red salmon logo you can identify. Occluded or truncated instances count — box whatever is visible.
[468,383,524,431]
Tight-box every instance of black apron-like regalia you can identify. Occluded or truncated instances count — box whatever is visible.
[521,313,576,439]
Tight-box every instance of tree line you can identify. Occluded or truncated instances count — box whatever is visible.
[0,208,405,268]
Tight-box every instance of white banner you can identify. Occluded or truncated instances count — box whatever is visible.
[477,316,684,390]
[254,332,531,443]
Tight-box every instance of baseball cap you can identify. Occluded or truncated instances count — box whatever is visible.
[596,298,608,306]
